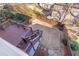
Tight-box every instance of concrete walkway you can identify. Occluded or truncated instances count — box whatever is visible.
[30,24,65,55]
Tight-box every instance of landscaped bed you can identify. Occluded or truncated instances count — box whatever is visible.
[68,30,79,55]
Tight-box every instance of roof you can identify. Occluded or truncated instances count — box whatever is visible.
[0,37,28,56]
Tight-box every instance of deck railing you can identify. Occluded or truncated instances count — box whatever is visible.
[17,29,42,55]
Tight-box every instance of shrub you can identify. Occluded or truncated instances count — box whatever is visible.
[70,40,79,51]
[13,13,31,23]
[4,12,14,18]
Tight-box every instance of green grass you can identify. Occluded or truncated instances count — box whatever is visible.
[17,7,43,17]
[31,10,43,16]
[25,8,44,16]
[11,4,44,17]
[32,4,49,12]
[32,4,44,10]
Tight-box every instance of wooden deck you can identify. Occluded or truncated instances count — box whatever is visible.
[0,24,29,46]
[0,24,42,56]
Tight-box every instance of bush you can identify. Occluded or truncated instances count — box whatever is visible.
[4,12,14,18]
[71,43,79,51]
[70,40,79,51]
[13,13,26,22]
[13,13,31,23]
[0,9,14,18]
